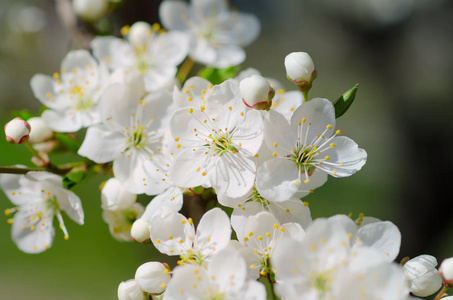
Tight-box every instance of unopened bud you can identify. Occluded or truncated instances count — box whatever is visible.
[27,117,53,144]
[439,257,453,287]
[131,219,150,243]
[118,279,145,300]
[135,262,171,294]
[129,22,152,48]
[403,255,442,297]
[72,0,109,22]
[4,117,30,144]
[101,178,137,211]
[284,52,317,92]
[239,75,274,110]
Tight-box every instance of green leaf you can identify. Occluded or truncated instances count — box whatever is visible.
[11,110,35,121]
[55,133,81,153]
[62,167,86,189]
[334,84,359,119]
[197,65,241,85]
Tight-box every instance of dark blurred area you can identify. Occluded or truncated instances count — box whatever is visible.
[0,0,452,298]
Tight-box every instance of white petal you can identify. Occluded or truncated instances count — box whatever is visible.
[256,158,299,202]
[355,221,401,262]
[11,208,55,253]
[150,209,194,256]
[290,98,336,145]
[208,248,247,294]
[318,136,367,177]
[30,74,66,111]
[195,208,231,257]
[272,90,303,122]
[170,148,211,188]
[141,187,183,221]
[41,109,84,132]
[263,109,294,157]
[158,1,190,31]
[78,124,127,163]
[209,153,256,198]
[232,109,263,156]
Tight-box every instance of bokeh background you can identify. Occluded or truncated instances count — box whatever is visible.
[1,0,452,299]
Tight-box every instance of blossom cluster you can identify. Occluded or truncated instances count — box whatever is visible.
[1,0,451,299]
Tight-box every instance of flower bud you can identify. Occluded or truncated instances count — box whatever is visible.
[239,75,274,110]
[284,52,317,92]
[27,117,53,144]
[403,255,442,297]
[135,262,171,294]
[118,279,145,300]
[131,219,151,243]
[129,22,152,48]
[72,0,109,22]
[439,257,453,287]
[101,178,137,211]
[4,117,30,144]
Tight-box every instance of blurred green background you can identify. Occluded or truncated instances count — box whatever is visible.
[1,0,452,298]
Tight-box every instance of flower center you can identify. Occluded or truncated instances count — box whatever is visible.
[209,133,237,155]
[179,248,205,266]
[69,85,93,111]
[309,271,333,293]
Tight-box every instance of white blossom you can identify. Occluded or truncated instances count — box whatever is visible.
[150,207,231,266]
[170,79,263,198]
[164,248,266,300]
[30,50,109,132]
[256,98,367,202]
[91,22,188,92]
[159,0,260,68]
[0,171,84,253]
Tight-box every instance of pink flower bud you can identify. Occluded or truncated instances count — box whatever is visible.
[284,52,317,92]
[239,75,274,110]
[131,219,151,243]
[4,117,31,144]
[27,117,53,144]
[439,257,453,287]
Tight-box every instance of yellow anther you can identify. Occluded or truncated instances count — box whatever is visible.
[152,23,161,32]
[276,89,285,94]
[228,106,232,111]
[160,283,166,288]
[202,172,207,176]
[185,89,190,94]
[286,209,290,213]
[156,239,161,243]
[273,142,278,147]
[301,118,306,123]
[257,235,263,241]
[64,235,69,240]
[120,25,130,36]
[304,202,309,207]
[7,218,14,224]
[336,130,341,135]
[273,152,277,157]
[196,167,200,172]
[188,97,193,101]
[304,179,310,183]
[273,223,279,229]
[163,269,169,274]
[189,108,194,114]
[330,143,336,148]
[310,243,317,250]
[248,231,254,237]
[250,264,256,269]
[53,72,60,79]
[169,235,174,240]
[200,105,205,112]
[280,227,285,232]
[181,220,186,224]
[339,163,344,167]
[332,170,337,176]
[244,237,249,242]
[177,144,181,149]
[240,112,244,116]
[266,232,271,238]
[355,237,361,244]
[30,225,35,231]
[326,125,332,130]
[348,233,353,239]
[175,137,180,142]
[295,180,300,185]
